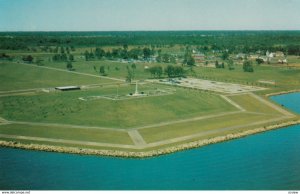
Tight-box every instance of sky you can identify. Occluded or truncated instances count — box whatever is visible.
[0,0,300,31]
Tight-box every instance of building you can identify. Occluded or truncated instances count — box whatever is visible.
[55,86,81,91]
[192,53,205,63]
[275,51,285,57]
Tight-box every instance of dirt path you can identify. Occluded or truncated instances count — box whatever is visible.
[11,120,126,132]
[128,130,147,146]
[0,134,136,149]
[131,111,242,130]
[220,95,246,112]
[14,62,125,82]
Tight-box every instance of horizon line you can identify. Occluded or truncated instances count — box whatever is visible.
[1,29,300,33]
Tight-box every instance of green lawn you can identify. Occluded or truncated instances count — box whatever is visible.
[0,62,116,91]
[0,85,237,128]
[0,123,133,145]
[228,94,283,115]
[42,59,170,80]
[139,112,278,143]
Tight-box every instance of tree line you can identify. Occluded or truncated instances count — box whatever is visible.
[148,65,185,78]
[1,31,300,56]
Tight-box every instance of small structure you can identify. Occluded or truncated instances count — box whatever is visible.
[127,82,146,97]
[236,53,247,60]
[55,86,81,91]
[192,53,205,63]
[131,82,144,96]
[275,51,285,57]
[278,59,288,64]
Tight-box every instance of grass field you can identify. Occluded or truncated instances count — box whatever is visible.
[0,84,236,128]
[0,62,116,91]
[228,94,283,115]
[139,112,276,143]
[0,124,133,145]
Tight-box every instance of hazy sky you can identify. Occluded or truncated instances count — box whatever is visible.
[0,0,300,31]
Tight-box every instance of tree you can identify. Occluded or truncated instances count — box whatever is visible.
[243,60,254,72]
[69,54,74,61]
[221,52,229,60]
[215,60,219,68]
[131,63,136,70]
[22,55,33,63]
[95,48,105,59]
[165,65,175,78]
[61,53,68,61]
[256,58,264,65]
[84,50,89,61]
[227,59,235,70]
[170,55,177,64]
[99,66,105,75]
[66,61,73,70]
[174,66,184,77]
[162,53,170,63]
[186,56,195,67]
[148,66,163,78]
[220,62,225,68]
[143,47,151,59]
[126,66,135,82]
[156,66,163,78]
[123,44,128,50]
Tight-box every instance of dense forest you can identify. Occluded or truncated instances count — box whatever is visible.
[1,31,300,55]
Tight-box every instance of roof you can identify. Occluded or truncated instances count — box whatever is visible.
[55,86,80,90]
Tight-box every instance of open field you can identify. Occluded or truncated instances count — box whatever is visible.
[0,83,236,128]
[0,61,118,91]
[0,124,133,145]
[138,93,290,143]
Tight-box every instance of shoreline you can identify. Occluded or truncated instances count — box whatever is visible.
[1,90,299,158]
[1,119,300,158]
[265,89,300,97]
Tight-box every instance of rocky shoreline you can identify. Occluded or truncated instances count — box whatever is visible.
[265,89,300,97]
[1,119,300,158]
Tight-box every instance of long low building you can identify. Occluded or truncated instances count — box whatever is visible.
[55,86,81,91]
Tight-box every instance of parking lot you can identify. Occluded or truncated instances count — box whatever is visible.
[154,78,266,94]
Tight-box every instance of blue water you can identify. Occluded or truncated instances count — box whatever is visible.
[1,93,300,190]
[270,92,300,114]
